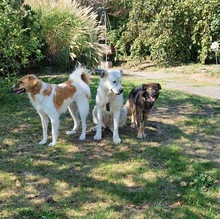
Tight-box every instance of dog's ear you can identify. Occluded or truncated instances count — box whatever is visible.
[157,83,162,90]
[28,75,38,88]
[100,70,108,78]
[142,84,148,90]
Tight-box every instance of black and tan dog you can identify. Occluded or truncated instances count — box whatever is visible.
[124,83,161,139]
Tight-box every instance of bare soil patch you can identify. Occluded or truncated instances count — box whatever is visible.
[121,64,220,99]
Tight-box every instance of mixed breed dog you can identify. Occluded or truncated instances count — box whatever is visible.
[11,66,161,146]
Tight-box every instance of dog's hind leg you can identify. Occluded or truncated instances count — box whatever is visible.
[90,105,98,132]
[66,102,79,135]
[48,115,59,147]
[38,111,49,145]
[76,97,89,140]
[130,108,136,128]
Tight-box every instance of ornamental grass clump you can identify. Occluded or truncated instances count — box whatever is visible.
[24,0,102,70]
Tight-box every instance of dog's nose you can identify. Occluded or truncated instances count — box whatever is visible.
[119,88,124,93]
[152,92,158,98]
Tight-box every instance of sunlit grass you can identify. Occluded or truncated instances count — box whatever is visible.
[0,69,219,218]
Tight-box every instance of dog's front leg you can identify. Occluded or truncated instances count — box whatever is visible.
[94,106,103,140]
[49,116,59,147]
[38,111,48,145]
[137,122,145,139]
[142,113,148,138]
[113,110,121,144]
[137,113,146,139]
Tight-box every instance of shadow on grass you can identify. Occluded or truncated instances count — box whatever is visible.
[1,138,219,218]
[0,75,219,218]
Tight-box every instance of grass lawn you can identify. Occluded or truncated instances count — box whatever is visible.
[0,67,219,218]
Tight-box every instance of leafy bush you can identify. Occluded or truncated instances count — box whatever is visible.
[0,76,17,102]
[114,0,220,65]
[25,0,102,70]
[0,0,44,77]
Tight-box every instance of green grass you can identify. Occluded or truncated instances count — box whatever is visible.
[0,69,219,219]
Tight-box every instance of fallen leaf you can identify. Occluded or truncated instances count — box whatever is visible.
[176,193,181,197]
[180,181,187,187]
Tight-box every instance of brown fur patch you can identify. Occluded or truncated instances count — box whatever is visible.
[53,81,76,110]
[43,84,52,96]
[30,81,42,101]
[17,75,42,101]
[81,71,91,85]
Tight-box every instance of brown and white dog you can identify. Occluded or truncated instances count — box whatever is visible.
[11,67,91,146]
[124,83,161,139]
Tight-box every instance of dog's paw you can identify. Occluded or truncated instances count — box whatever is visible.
[38,139,47,145]
[142,133,147,138]
[79,134,86,140]
[48,141,56,147]
[66,129,76,135]
[113,137,121,144]
[94,133,102,141]
[137,134,143,139]
[130,123,136,128]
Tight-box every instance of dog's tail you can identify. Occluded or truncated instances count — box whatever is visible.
[69,66,91,85]
[69,66,91,98]
[123,99,131,116]
[81,72,91,85]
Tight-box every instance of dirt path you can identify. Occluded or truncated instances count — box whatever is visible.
[122,65,220,100]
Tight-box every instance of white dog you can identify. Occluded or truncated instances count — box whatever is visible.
[11,67,91,146]
[93,69,126,144]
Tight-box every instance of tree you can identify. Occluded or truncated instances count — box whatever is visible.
[112,0,220,65]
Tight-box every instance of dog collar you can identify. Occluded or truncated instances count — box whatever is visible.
[106,102,110,111]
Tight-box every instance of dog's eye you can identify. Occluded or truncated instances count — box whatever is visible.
[112,80,116,84]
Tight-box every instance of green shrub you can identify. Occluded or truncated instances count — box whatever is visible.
[0,76,16,102]
[0,0,44,77]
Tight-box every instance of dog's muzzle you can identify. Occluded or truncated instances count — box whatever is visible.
[110,88,124,95]
[10,86,26,95]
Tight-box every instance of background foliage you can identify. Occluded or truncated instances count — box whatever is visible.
[0,0,220,78]
[0,0,101,78]
[0,0,44,77]
[107,0,220,65]
[80,0,220,65]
